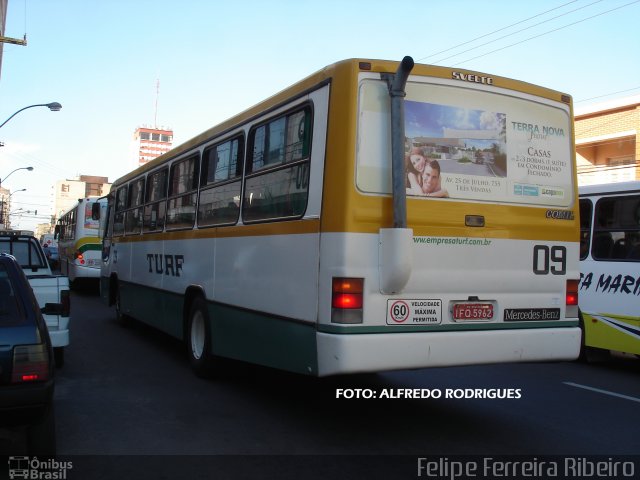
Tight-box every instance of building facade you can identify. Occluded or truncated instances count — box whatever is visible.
[133,125,173,167]
[575,95,640,185]
[53,175,111,221]
[0,186,12,229]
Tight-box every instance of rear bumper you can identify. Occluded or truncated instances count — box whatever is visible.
[74,264,101,278]
[0,379,54,427]
[44,315,70,348]
[316,327,581,376]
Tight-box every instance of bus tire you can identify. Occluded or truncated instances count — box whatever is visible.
[115,285,130,327]
[187,296,213,377]
[578,310,610,363]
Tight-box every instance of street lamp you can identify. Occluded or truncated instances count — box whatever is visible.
[8,188,27,197]
[0,102,62,130]
[0,188,27,227]
[0,166,34,187]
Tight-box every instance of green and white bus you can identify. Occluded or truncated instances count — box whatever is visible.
[56,197,108,284]
[99,56,581,376]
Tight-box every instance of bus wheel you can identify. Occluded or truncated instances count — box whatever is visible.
[578,311,609,363]
[115,286,130,326]
[187,297,213,377]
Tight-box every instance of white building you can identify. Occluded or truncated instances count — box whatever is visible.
[53,175,111,220]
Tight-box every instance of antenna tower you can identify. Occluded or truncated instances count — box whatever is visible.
[154,79,160,128]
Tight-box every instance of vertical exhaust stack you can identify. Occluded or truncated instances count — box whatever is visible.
[388,56,414,229]
[379,56,415,294]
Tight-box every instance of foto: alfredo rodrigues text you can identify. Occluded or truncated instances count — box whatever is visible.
[335,388,522,399]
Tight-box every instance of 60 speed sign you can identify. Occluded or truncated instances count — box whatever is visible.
[386,299,442,325]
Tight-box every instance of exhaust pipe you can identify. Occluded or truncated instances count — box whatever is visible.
[379,56,415,294]
[388,55,414,228]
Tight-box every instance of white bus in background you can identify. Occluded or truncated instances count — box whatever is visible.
[99,56,581,377]
[579,181,640,360]
[55,197,108,285]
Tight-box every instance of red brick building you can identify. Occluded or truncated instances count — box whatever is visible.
[575,95,640,185]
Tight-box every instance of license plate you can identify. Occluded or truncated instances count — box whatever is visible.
[453,303,494,321]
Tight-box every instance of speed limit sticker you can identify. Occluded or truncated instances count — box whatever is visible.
[386,299,443,325]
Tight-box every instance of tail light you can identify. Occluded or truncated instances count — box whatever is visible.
[75,252,85,264]
[60,289,70,317]
[11,344,51,384]
[331,277,363,324]
[566,279,578,319]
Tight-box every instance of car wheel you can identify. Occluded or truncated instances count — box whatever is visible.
[27,404,56,456]
[54,347,65,368]
[187,297,213,377]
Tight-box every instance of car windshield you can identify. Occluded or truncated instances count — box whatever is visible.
[0,264,25,325]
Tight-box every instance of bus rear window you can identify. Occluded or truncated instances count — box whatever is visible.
[356,79,573,207]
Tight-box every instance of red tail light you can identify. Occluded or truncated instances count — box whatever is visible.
[566,280,578,306]
[11,344,50,384]
[565,279,579,319]
[331,277,364,324]
[75,252,85,264]
[332,278,363,309]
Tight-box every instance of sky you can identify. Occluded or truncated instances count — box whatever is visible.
[1,0,639,231]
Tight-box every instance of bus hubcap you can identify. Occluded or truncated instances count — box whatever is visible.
[191,312,205,360]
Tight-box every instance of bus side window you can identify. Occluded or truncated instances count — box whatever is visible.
[113,185,128,237]
[592,195,640,261]
[167,154,200,230]
[579,199,592,260]
[243,105,312,223]
[125,177,145,235]
[198,136,243,227]
[144,168,168,233]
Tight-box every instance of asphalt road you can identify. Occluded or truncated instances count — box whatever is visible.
[2,286,639,479]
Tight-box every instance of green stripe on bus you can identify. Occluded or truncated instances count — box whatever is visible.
[77,243,102,253]
[117,281,318,375]
[210,304,318,375]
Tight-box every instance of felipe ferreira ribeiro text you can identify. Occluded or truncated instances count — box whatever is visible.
[417,457,635,479]
[335,388,522,399]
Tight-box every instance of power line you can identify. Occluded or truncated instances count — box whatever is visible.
[450,0,640,67]
[431,0,603,65]
[417,0,581,62]
[576,86,640,103]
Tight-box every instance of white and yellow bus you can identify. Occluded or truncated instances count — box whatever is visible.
[579,181,640,359]
[99,56,581,376]
[56,197,108,284]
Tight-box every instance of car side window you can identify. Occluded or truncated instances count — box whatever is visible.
[0,264,24,324]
